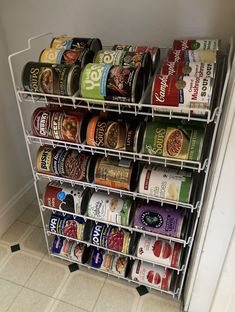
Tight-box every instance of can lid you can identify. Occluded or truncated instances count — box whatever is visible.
[132,67,145,103]
[81,49,95,68]
[67,64,82,96]
[90,38,103,54]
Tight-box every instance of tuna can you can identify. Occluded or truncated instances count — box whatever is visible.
[94,50,152,87]
[90,248,129,277]
[172,39,219,51]
[133,203,185,238]
[125,121,145,153]
[94,156,139,191]
[36,145,54,174]
[161,62,216,78]
[39,48,94,67]
[50,35,102,54]
[43,181,91,214]
[131,260,174,291]
[137,235,182,268]
[87,191,134,226]
[142,121,205,161]
[151,75,214,114]
[138,165,193,203]
[167,49,217,63]
[22,62,81,96]
[80,63,145,103]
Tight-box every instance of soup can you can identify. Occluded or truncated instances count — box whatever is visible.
[22,62,81,96]
[50,35,102,54]
[172,39,219,51]
[94,156,139,191]
[167,49,217,63]
[138,165,193,203]
[39,48,94,67]
[151,75,214,114]
[142,121,205,161]
[43,181,91,214]
[133,203,185,238]
[125,121,145,153]
[90,248,129,277]
[80,63,144,103]
[31,108,52,139]
[36,145,54,174]
[87,191,133,226]
[137,235,182,268]
[161,62,216,78]
[131,260,174,291]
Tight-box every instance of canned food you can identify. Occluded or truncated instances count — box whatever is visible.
[167,49,217,63]
[36,145,54,174]
[80,63,144,103]
[161,62,215,78]
[138,165,193,203]
[90,248,129,276]
[94,156,139,191]
[137,235,182,268]
[172,39,219,51]
[87,191,133,226]
[125,121,145,153]
[50,35,102,54]
[133,203,185,238]
[151,75,214,114]
[131,260,174,291]
[142,121,205,161]
[44,181,91,214]
[39,48,94,67]
[22,62,81,96]
[52,147,67,176]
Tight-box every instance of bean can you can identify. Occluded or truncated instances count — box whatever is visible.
[90,248,129,276]
[43,181,91,214]
[39,48,94,67]
[36,145,54,174]
[138,165,193,203]
[167,49,217,63]
[22,62,81,96]
[131,260,174,291]
[161,62,215,78]
[142,121,205,161]
[87,191,133,226]
[133,203,185,238]
[137,235,182,268]
[172,39,219,51]
[94,156,139,191]
[80,63,144,103]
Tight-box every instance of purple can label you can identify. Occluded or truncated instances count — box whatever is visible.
[51,236,65,253]
[133,203,183,238]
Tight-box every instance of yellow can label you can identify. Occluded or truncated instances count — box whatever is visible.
[40,48,61,64]
[51,35,72,49]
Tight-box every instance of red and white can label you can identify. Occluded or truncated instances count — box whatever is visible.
[167,49,217,63]
[161,62,215,78]
[172,39,219,51]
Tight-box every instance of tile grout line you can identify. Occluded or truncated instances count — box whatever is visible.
[91,273,107,311]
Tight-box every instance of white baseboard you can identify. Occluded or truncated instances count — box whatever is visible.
[0,179,36,237]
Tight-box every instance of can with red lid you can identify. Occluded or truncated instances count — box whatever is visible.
[161,62,215,78]
[172,39,219,51]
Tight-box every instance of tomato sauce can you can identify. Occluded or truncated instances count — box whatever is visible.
[137,235,182,268]
[39,48,94,67]
[44,181,91,214]
[138,165,193,203]
[90,248,129,277]
[94,156,139,191]
[167,49,217,63]
[22,62,81,96]
[87,191,133,226]
[151,75,214,114]
[142,121,205,161]
[131,260,174,291]
[161,62,216,78]
[172,39,219,51]
[80,63,145,103]
[36,145,54,174]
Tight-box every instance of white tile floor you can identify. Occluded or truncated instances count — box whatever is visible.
[0,200,183,312]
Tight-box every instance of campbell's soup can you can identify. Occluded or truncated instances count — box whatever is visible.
[138,165,193,203]
[90,248,129,276]
[87,191,133,226]
[151,75,214,114]
[36,145,54,174]
[50,35,102,54]
[131,260,174,291]
[43,181,91,214]
[22,62,81,96]
[167,49,217,63]
[172,39,219,51]
[161,62,215,78]
[133,203,185,238]
[80,63,145,103]
[39,48,94,67]
[142,121,205,161]
[94,156,139,191]
[137,235,182,268]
